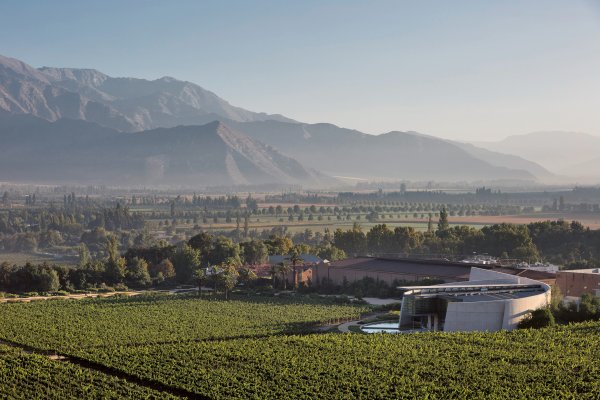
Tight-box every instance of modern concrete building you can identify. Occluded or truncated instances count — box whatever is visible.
[398,267,551,332]
[556,268,600,299]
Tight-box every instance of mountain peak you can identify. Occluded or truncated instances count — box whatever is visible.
[0,54,296,131]
[0,54,50,83]
[39,66,108,87]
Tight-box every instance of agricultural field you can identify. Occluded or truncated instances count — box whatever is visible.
[0,252,76,266]
[81,324,600,399]
[0,294,369,351]
[0,294,598,399]
[0,344,182,399]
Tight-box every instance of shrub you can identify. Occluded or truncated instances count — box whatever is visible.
[518,307,555,329]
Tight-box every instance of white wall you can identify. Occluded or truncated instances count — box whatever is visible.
[444,267,551,332]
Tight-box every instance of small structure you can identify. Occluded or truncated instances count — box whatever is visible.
[398,267,551,332]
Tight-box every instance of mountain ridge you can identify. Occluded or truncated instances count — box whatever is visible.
[0,54,566,184]
[0,112,328,187]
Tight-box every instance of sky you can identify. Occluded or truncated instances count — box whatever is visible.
[1,0,599,141]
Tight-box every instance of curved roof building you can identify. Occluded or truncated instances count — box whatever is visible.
[398,267,551,332]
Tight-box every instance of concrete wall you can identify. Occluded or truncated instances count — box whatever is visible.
[443,268,551,332]
[444,301,505,332]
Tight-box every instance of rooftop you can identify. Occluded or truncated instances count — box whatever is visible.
[558,268,600,274]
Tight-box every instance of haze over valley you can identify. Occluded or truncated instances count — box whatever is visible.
[2,53,597,187]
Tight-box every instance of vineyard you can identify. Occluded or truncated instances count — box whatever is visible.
[0,294,598,399]
[0,294,368,351]
[0,344,182,399]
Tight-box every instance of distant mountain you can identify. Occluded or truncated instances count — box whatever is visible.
[228,120,538,182]
[560,157,600,183]
[0,54,294,132]
[451,142,554,181]
[477,131,600,174]
[0,112,328,187]
[0,54,558,184]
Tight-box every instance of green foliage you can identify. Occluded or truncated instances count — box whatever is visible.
[554,294,600,323]
[42,323,600,399]
[0,295,367,351]
[125,257,151,288]
[171,244,201,283]
[518,307,556,329]
[437,207,449,235]
[0,345,181,399]
[240,239,268,265]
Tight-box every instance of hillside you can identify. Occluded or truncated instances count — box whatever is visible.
[0,54,293,132]
[229,120,538,182]
[0,53,562,184]
[0,112,327,187]
[477,131,600,174]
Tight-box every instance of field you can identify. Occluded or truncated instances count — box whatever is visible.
[149,211,600,237]
[0,294,368,351]
[0,252,77,266]
[0,294,598,399]
[0,344,182,399]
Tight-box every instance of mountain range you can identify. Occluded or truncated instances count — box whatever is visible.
[477,131,600,181]
[0,54,575,187]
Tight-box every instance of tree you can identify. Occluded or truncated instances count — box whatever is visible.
[106,235,120,264]
[316,244,346,261]
[274,262,292,290]
[78,243,91,268]
[238,267,258,287]
[171,244,201,283]
[149,259,176,281]
[209,236,241,266]
[193,268,207,296]
[126,257,152,288]
[333,224,367,256]
[104,257,127,285]
[264,235,293,255]
[208,265,239,299]
[289,248,303,289]
[241,240,268,265]
[188,232,214,265]
[366,224,396,254]
[437,207,449,236]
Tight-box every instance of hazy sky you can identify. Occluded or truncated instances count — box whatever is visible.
[1,0,599,141]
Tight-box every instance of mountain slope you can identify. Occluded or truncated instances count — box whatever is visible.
[228,120,537,182]
[0,55,135,131]
[0,54,295,132]
[451,141,554,181]
[0,112,327,187]
[477,131,600,174]
[0,54,555,183]
[38,66,294,130]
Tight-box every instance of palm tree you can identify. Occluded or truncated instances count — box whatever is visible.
[275,262,292,290]
[288,249,303,290]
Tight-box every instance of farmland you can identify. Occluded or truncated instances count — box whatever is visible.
[0,294,368,351]
[0,344,182,399]
[0,294,598,399]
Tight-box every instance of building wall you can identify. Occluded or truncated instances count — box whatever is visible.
[312,263,465,287]
[556,270,600,298]
[443,269,551,332]
[444,301,505,332]
[500,291,549,330]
